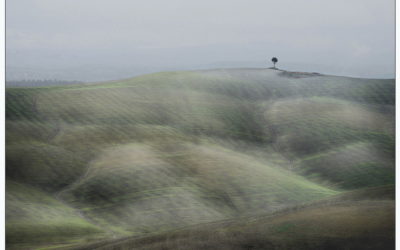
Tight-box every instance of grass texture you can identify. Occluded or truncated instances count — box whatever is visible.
[6,68,394,249]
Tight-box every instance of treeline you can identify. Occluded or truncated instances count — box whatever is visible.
[6,79,83,87]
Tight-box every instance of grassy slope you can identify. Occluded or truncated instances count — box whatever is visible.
[6,181,105,249]
[70,185,395,250]
[295,142,395,189]
[6,68,395,249]
[60,143,335,235]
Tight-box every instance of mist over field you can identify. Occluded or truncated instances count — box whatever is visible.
[5,0,395,249]
[6,68,395,249]
[6,0,395,81]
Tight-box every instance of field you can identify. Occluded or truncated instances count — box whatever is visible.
[6,68,395,249]
[72,186,395,250]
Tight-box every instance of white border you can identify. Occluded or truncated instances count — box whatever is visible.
[1,0,5,248]
[395,0,399,248]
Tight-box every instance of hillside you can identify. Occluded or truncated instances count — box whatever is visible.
[71,185,395,250]
[6,68,395,249]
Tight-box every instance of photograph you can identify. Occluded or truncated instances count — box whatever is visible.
[5,0,395,249]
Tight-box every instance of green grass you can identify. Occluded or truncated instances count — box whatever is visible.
[296,142,395,189]
[6,141,87,191]
[6,181,104,247]
[59,142,336,235]
[72,188,394,250]
[6,68,395,249]
[264,97,394,157]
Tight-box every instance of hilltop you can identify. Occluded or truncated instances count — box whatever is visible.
[6,68,395,249]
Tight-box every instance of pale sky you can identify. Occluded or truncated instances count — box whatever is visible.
[6,0,395,80]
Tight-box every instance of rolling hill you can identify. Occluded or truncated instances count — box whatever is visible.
[6,68,395,249]
[71,185,395,250]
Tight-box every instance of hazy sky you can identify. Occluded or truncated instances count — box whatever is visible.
[6,0,395,80]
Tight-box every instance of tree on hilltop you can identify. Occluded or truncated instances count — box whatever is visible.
[271,57,278,68]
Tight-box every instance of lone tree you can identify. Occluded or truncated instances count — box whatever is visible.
[271,57,278,68]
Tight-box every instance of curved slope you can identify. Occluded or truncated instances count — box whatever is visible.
[5,68,395,248]
[61,143,336,235]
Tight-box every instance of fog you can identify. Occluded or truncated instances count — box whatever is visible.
[6,0,395,81]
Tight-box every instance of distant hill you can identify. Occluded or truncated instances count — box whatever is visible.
[6,79,83,88]
[6,68,395,249]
